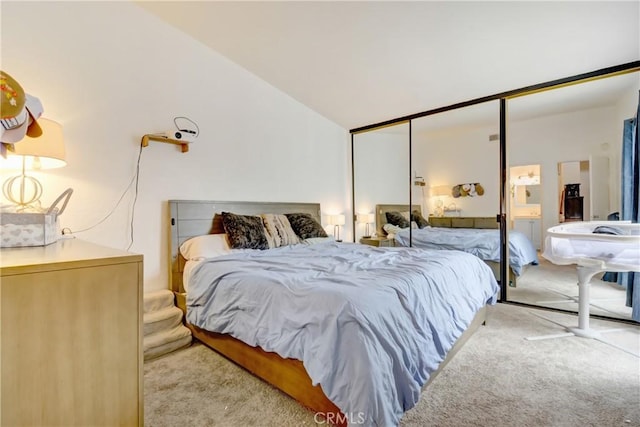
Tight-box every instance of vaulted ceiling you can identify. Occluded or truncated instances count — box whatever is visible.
[135,1,640,130]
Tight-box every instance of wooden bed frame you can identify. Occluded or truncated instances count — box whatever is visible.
[168,199,488,425]
[375,204,525,287]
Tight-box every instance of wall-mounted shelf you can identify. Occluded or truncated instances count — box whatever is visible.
[141,134,189,153]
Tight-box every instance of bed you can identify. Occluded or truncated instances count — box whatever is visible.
[169,200,499,426]
[375,204,539,287]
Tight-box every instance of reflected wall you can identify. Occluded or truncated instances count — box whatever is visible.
[353,123,409,241]
[411,102,500,219]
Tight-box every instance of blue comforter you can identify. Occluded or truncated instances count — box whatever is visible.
[394,227,539,276]
[187,241,499,426]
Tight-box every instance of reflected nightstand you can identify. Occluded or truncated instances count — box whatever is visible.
[359,237,395,247]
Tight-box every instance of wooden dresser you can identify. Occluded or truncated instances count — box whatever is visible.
[0,238,143,426]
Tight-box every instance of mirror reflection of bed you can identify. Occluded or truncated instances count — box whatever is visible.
[169,200,499,426]
[374,204,539,288]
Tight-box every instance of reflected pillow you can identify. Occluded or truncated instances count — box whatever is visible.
[285,213,328,239]
[383,223,402,236]
[386,211,410,228]
[221,212,270,250]
[411,210,430,228]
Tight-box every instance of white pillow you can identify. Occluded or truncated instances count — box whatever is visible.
[180,234,232,260]
[383,223,403,235]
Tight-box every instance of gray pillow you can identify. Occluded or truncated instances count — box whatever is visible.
[284,213,327,239]
[411,210,430,228]
[221,212,269,250]
[385,211,410,228]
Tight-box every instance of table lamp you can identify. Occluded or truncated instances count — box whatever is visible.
[1,118,66,208]
[329,214,346,242]
[357,213,375,238]
[430,185,451,217]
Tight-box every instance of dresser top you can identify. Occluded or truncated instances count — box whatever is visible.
[0,238,142,275]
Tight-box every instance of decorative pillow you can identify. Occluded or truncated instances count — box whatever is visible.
[284,213,328,239]
[261,213,301,248]
[179,234,232,260]
[385,211,410,228]
[411,210,430,228]
[221,212,269,250]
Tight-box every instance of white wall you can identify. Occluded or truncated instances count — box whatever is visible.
[1,2,349,292]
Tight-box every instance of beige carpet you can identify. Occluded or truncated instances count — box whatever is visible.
[509,255,633,322]
[144,304,640,427]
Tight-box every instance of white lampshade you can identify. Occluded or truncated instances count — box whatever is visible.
[1,118,66,207]
[0,118,66,170]
[357,213,375,224]
[430,185,451,197]
[329,214,346,226]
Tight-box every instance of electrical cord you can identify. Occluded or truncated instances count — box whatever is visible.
[127,142,142,251]
[70,143,143,251]
[66,116,195,249]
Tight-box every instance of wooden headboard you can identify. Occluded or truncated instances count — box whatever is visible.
[428,216,499,229]
[168,200,322,293]
[375,203,499,235]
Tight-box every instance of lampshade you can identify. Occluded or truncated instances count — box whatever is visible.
[2,118,66,207]
[431,185,451,197]
[357,213,375,224]
[329,214,346,226]
[0,118,66,170]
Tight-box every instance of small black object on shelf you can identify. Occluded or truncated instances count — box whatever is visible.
[565,183,581,198]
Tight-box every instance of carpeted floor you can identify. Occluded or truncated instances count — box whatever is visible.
[508,255,632,322]
[144,303,640,427]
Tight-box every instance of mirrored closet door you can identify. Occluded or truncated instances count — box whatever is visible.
[506,70,640,322]
[352,122,410,244]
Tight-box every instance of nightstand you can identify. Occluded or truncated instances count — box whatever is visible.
[360,237,395,247]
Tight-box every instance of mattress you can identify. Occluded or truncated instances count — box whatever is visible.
[394,226,539,276]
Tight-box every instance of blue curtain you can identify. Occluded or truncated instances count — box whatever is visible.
[602,92,639,321]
